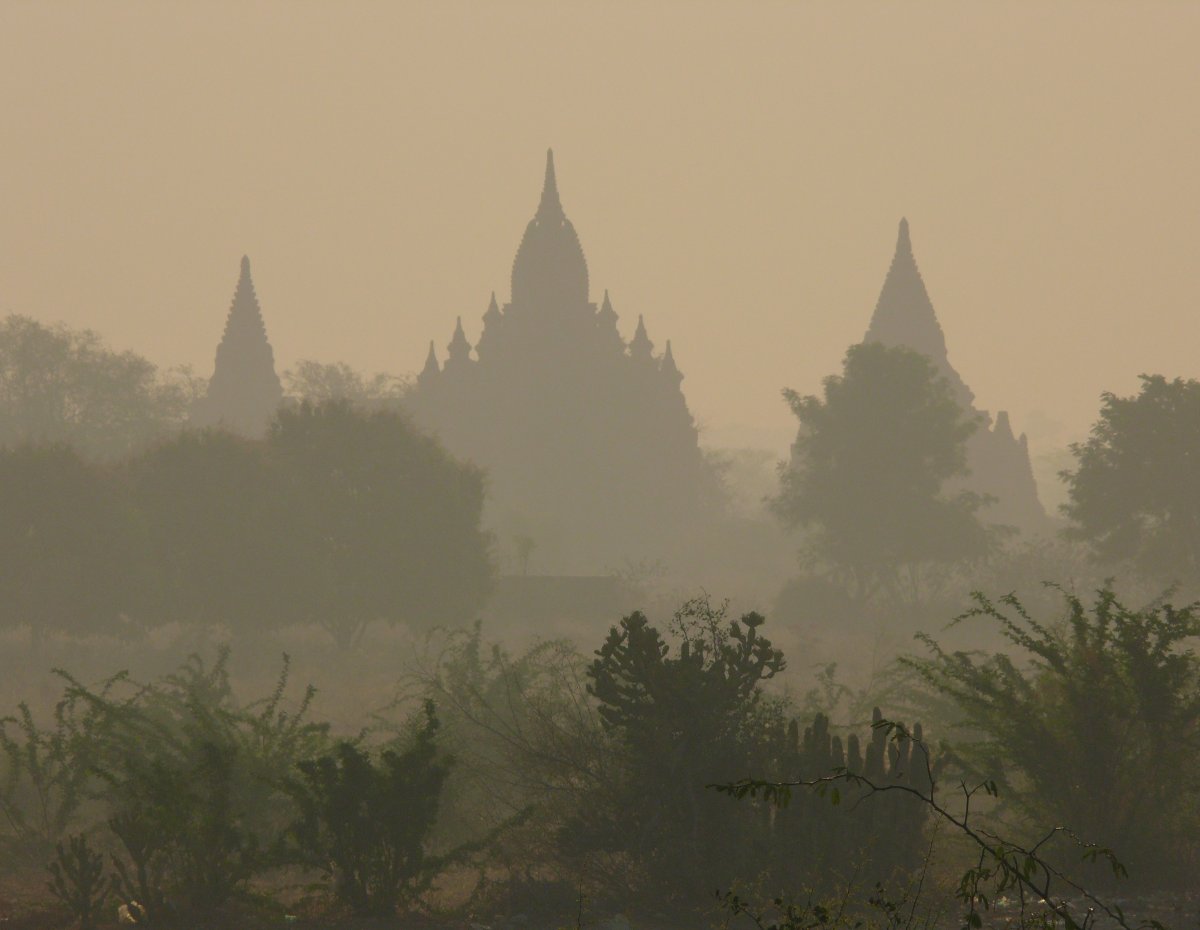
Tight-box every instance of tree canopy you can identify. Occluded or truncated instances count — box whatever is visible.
[0,403,493,646]
[0,315,198,460]
[774,341,988,599]
[1062,374,1200,582]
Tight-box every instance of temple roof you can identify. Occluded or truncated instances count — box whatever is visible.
[510,150,590,312]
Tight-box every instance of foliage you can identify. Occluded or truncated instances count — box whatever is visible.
[0,687,107,861]
[774,342,989,602]
[268,400,493,647]
[905,586,1200,890]
[0,445,142,639]
[47,833,111,930]
[127,429,280,628]
[581,597,786,906]
[289,701,452,917]
[283,360,409,408]
[3,401,495,643]
[1062,374,1200,582]
[0,314,199,460]
[63,650,328,921]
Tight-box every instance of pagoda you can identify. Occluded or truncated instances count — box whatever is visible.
[191,256,284,436]
[407,151,720,572]
[864,219,1049,534]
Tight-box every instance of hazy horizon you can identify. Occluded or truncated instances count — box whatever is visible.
[2,1,1198,457]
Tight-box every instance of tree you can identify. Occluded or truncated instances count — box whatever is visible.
[1062,374,1200,582]
[128,430,282,629]
[0,315,199,460]
[269,401,493,647]
[283,360,408,409]
[0,445,140,640]
[581,597,785,905]
[774,342,989,601]
[906,586,1200,891]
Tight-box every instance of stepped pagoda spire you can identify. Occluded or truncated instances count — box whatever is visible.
[865,218,973,408]
[511,149,589,312]
[629,314,654,362]
[191,255,283,435]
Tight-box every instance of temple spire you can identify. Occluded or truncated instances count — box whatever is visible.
[537,148,562,220]
[599,289,616,322]
[418,340,440,386]
[661,339,682,384]
[190,254,283,435]
[630,313,654,362]
[865,218,973,409]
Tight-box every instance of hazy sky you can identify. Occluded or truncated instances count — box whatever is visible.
[2,2,1197,455]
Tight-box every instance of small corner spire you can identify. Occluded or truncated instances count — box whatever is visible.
[447,315,472,363]
[630,313,654,361]
[662,339,681,382]
[418,340,440,385]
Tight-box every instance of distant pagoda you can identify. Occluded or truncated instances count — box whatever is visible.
[407,151,720,572]
[191,255,283,436]
[864,219,1049,534]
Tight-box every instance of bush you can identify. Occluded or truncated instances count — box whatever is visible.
[289,701,452,917]
[62,650,328,921]
[580,597,786,907]
[906,585,1200,890]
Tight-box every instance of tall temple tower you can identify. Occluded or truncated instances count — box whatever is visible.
[864,219,1050,534]
[407,151,720,572]
[191,256,284,436]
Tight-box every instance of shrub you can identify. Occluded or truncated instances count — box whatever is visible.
[906,586,1200,890]
[289,701,452,917]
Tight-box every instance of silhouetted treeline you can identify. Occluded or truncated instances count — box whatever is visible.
[0,401,492,647]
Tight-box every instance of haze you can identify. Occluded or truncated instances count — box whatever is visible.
[3,1,1198,458]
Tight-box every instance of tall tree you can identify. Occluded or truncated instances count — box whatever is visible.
[1062,374,1200,582]
[774,341,989,601]
[0,315,197,459]
[268,401,493,648]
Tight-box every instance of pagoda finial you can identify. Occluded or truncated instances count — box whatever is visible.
[630,313,654,362]
[537,148,563,219]
[896,217,912,258]
[486,291,500,315]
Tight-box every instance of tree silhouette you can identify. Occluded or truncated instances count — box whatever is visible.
[268,401,492,648]
[1062,374,1200,582]
[0,315,197,460]
[0,445,139,640]
[774,341,989,602]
